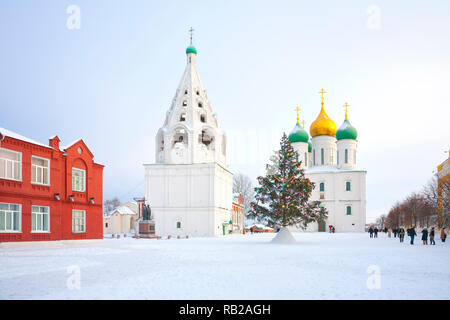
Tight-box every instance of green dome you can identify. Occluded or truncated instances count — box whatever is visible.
[308,141,312,152]
[186,45,197,55]
[336,119,358,140]
[288,124,309,143]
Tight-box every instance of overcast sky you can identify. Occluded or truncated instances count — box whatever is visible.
[1,0,449,223]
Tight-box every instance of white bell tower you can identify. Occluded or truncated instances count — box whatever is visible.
[145,30,233,237]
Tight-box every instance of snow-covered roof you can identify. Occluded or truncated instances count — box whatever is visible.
[0,127,52,149]
[111,206,137,215]
[61,139,82,150]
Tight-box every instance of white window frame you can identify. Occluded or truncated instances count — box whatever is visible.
[0,147,22,181]
[72,168,86,192]
[72,209,86,233]
[0,203,21,233]
[31,155,50,186]
[31,205,50,233]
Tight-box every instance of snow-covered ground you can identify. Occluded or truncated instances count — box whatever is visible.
[1,232,449,299]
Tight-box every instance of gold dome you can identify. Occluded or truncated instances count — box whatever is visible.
[310,105,337,137]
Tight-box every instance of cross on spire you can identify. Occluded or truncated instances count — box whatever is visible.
[189,27,194,44]
[294,105,300,124]
[343,102,350,120]
[319,88,327,108]
[300,120,306,129]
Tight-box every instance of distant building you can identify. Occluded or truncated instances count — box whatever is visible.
[437,152,449,228]
[232,193,245,233]
[103,201,138,234]
[0,127,104,242]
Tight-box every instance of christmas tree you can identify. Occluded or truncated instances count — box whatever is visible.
[249,133,328,232]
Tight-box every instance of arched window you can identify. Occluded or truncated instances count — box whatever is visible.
[346,181,351,191]
[196,90,200,95]
[200,114,206,123]
[176,221,181,228]
[321,148,324,165]
[346,206,352,215]
[180,113,186,122]
[320,182,325,192]
[345,149,348,164]
[184,89,188,95]
[182,100,187,106]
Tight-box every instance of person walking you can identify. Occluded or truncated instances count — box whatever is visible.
[429,227,436,245]
[409,226,417,245]
[398,227,405,243]
[441,227,447,243]
[421,228,428,245]
[393,228,398,238]
[332,226,335,233]
[369,226,374,238]
[374,227,378,238]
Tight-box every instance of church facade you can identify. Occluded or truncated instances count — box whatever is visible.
[144,40,233,237]
[288,91,366,232]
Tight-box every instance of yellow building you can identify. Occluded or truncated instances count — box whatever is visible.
[437,151,450,230]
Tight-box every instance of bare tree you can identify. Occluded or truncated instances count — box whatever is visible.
[233,173,254,217]
[104,197,121,214]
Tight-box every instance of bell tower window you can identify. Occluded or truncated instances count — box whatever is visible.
[182,101,187,106]
[180,113,186,122]
[200,114,206,123]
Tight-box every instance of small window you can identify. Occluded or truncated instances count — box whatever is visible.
[150,225,155,230]
[198,102,203,108]
[176,221,181,229]
[72,168,86,192]
[196,90,200,95]
[32,206,49,232]
[31,156,50,185]
[184,89,188,95]
[182,101,187,106]
[0,148,22,181]
[319,182,325,192]
[313,150,316,165]
[337,150,339,165]
[180,113,186,122]
[72,209,86,233]
[345,149,348,164]
[346,181,351,191]
[200,114,206,123]
[346,206,352,215]
[105,223,108,228]
[0,203,21,232]
[321,148,324,165]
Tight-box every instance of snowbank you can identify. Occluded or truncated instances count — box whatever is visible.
[271,227,296,244]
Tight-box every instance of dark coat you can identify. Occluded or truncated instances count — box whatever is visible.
[421,229,428,241]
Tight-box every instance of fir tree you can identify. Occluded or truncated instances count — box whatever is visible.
[249,133,327,229]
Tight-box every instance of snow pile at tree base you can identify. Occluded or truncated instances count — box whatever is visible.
[271,227,296,244]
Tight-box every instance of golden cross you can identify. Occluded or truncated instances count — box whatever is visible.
[343,102,350,120]
[189,27,194,44]
[294,105,300,124]
[300,120,306,129]
[319,88,327,107]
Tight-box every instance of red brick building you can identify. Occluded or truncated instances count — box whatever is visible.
[0,128,104,242]
[232,193,245,233]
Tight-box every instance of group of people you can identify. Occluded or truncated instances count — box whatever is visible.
[368,225,447,245]
[328,225,335,233]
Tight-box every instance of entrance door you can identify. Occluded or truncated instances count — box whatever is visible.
[318,220,326,232]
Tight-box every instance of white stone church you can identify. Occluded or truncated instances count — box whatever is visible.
[144,40,233,237]
[288,92,367,232]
